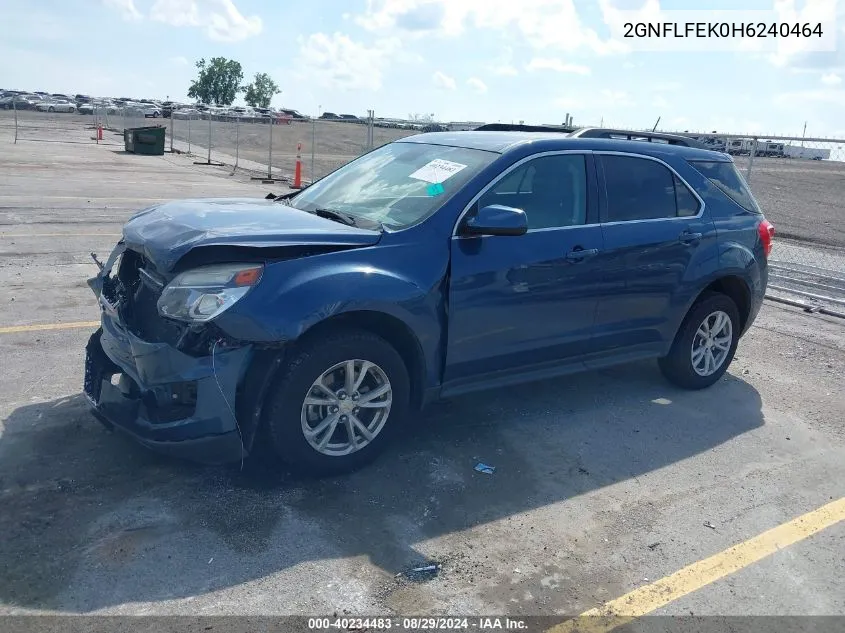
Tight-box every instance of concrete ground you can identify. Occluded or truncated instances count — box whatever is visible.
[0,137,843,624]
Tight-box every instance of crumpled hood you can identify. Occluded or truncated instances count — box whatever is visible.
[122,198,382,271]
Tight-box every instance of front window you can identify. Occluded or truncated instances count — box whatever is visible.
[289,142,498,229]
[477,154,588,230]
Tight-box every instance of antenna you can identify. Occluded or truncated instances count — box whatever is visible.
[652,116,661,132]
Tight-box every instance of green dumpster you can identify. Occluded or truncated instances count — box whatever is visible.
[123,125,166,155]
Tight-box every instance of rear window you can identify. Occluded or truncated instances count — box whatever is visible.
[689,160,761,213]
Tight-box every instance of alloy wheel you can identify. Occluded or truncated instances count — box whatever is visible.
[300,359,393,456]
[691,310,733,376]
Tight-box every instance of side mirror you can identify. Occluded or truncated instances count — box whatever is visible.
[461,205,528,237]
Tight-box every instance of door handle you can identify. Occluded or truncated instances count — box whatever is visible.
[679,231,703,245]
[565,247,599,262]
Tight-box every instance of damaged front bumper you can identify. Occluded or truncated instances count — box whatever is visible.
[84,243,253,465]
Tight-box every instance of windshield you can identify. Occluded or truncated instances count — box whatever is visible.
[289,142,498,229]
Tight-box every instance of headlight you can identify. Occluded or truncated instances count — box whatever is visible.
[157,263,263,322]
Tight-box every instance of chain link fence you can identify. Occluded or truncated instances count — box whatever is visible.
[4,107,842,314]
[166,112,417,183]
[1,101,114,144]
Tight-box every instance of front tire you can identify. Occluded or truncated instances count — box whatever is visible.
[263,329,410,476]
[658,293,740,390]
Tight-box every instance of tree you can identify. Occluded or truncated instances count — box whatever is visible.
[187,57,244,106]
[243,72,280,109]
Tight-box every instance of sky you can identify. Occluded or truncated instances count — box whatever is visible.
[1,0,843,137]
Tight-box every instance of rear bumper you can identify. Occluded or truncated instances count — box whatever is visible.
[83,314,253,465]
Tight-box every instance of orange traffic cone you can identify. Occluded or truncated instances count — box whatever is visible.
[292,142,302,188]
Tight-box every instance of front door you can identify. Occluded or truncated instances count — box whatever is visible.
[444,152,605,386]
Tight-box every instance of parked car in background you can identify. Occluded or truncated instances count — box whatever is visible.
[5,94,42,110]
[83,128,774,476]
[279,108,309,121]
[77,100,112,115]
[123,102,161,118]
[173,106,199,117]
[142,105,161,118]
[274,112,293,125]
[36,99,76,113]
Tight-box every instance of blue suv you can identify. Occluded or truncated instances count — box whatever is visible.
[84,130,775,475]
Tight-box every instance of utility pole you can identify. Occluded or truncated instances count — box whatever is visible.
[801,121,807,147]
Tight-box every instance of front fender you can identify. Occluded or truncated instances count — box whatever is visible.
[215,258,441,345]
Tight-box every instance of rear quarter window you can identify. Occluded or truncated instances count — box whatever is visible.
[689,160,761,213]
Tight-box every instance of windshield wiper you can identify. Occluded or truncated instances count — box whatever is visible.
[312,207,361,227]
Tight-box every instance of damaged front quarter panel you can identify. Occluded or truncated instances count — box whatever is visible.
[87,241,126,316]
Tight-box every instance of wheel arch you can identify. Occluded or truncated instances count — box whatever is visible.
[666,273,753,356]
[698,275,752,332]
[235,309,428,455]
[296,310,427,411]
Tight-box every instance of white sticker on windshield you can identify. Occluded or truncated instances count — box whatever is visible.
[409,159,468,184]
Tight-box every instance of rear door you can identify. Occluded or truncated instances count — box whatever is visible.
[444,152,605,386]
[588,152,716,363]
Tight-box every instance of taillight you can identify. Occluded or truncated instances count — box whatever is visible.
[758,219,775,257]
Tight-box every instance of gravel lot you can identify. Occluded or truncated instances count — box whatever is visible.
[738,155,845,249]
[0,122,843,624]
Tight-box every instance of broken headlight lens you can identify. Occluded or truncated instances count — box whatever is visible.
[157,263,263,322]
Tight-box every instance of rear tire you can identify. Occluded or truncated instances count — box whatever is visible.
[658,293,740,390]
[263,329,410,476]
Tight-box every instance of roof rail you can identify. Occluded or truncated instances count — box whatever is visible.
[471,124,713,149]
[569,127,709,149]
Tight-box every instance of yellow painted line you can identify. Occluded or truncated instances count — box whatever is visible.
[0,233,122,238]
[547,496,845,633]
[0,321,99,334]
